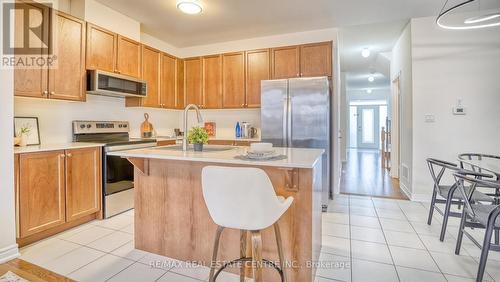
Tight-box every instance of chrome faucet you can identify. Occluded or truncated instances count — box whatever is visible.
[183,104,204,151]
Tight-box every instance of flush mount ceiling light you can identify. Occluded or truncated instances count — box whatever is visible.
[366,89,373,94]
[437,0,500,29]
[368,76,375,82]
[177,0,203,15]
[361,48,371,58]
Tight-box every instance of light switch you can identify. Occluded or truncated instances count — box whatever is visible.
[453,107,466,115]
[424,114,435,123]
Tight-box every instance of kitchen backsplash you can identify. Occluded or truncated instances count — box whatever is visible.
[15,96,261,143]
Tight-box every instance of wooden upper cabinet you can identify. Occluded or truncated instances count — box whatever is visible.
[141,46,161,107]
[222,52,246,108]
[184,57,202,106]
[160,53,177,109]
[14,2,49,98]
[271,46,300,79]
[300,41,332,77]
[19,151,66,238]
[49,12,86,101]
[65,148,101,222]
[116,36,142,78]
[86,23,116,72]
[202,55,222,109]
[245,49,270,108]
[176,59,185,109]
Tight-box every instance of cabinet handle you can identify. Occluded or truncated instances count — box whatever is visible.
[42,90,48,96]
[60,154,65,158]
[67,153,72,157]
[296,73,300,77]
[50,91,55,95]
[241,103,245,107]
[300,73,303,77]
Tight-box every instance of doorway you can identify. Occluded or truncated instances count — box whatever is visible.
[356,105,380,149]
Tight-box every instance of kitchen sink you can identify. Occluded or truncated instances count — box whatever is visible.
[155,145,236,152]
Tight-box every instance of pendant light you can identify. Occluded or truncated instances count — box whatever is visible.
[437,0,500,29]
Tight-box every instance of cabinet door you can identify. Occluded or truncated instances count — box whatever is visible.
[116,36,142,78]
[202,55,222,109]
[48,12,86,101]
[86,23,116,72]
[184,58,202,106]
[222,52,246,108]
[14,2,49,98]
[271,46,300,79]
[141,46,161,107]
[19,151,66,237]
[160,53,177,108]
[15,154,19,238]
[65,147,101,222]
[245,49,270,108]
[300,42,332,77]
[176,59,185,109]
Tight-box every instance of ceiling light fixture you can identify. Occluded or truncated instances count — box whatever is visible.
[361,48,371,58]
[177,0,203,15]
[366,89,372,94]
[368,76,375,82]
[437,0,500,29]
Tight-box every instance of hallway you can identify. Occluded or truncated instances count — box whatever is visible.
[340,149,407,200]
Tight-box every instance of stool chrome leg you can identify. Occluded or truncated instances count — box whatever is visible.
[251,230,263,282]
[240,230,247,282]
[274,223,287,282]
[209,226,225,282]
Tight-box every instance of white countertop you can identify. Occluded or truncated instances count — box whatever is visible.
[14,142,105,154]
[108,145,324,169]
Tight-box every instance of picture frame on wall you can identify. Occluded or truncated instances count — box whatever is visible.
[14,117,41,145]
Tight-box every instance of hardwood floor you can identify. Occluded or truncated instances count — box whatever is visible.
[0,259,74,282]
[340,149,408,200]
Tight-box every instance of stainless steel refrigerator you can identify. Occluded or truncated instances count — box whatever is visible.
[261,77,331,209]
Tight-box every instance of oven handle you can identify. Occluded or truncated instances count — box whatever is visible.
[105,142,157,152]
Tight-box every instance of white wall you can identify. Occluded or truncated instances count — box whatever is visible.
[347,88,390,101]
[339,72,348,163]
[410,16,500,200]
[0,12,18,260]
[390,22,413,195]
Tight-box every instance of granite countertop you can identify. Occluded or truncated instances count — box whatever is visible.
[107,145,324,169]
[14,142,105,154]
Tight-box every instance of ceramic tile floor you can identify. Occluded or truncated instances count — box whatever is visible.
[19,195,500,281]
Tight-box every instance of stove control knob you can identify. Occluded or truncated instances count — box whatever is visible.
[118,124,123,128]
[80,124,85,129]
[123,124,128,128]
[86,124,91,129]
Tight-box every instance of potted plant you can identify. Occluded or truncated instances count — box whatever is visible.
[187,126,208,151]
[18,127,31,147]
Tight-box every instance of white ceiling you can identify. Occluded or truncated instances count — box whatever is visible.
[95,0,446,47]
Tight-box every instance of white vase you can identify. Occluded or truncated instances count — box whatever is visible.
[19,134,28,147]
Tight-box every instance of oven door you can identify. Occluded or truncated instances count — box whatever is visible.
[105,154,134,196]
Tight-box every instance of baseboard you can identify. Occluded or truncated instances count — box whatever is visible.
[0,244,19,264]
[399,182,412,200]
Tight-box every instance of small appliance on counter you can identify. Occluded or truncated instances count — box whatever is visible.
[73,120,157,218]
[240,122,258,139]
[141,113,154,138]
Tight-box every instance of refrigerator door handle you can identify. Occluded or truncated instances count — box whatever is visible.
[287,94,292,147]
[282,95,288,146]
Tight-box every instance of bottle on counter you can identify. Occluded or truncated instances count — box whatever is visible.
[235,122,241,138]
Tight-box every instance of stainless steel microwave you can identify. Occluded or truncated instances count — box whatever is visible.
[86,70,147,98]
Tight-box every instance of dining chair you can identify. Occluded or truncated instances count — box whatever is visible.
[453,170,500,282]
[426,158,492,241]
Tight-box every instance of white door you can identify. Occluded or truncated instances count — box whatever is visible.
[357,106,380,149]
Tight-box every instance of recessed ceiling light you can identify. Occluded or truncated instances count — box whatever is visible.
[366,89,372,94]
[361,48,371,58]
[368,76,375,82]
[177,0,203,15]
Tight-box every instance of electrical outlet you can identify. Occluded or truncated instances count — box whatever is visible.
[424,114,435,123]
[453,106,466,115]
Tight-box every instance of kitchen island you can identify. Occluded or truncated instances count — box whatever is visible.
[108,145,324,282]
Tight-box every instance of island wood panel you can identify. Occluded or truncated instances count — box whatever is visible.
[271,46,300,79]
[245,49,270,108]
[160,53,177,108]
[184,57,202,107]
[48,11,86,101]
[222,52,246,108]
[202,55,223,109]
[116,36,142,78]
[300,42,332,77]
[140,46,161,107]
[133,159,321,282]
[13,2,49,98]
[65,147,101,222]
[85,23,116,72]
[19,151,66,238]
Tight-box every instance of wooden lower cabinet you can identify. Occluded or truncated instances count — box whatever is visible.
[19,151,66,238]
[16,147,102,245]
[65,147,101,222]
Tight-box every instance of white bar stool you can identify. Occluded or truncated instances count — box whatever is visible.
[202,166,294,282]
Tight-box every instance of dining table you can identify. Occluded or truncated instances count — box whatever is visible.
[460,157,500,178]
